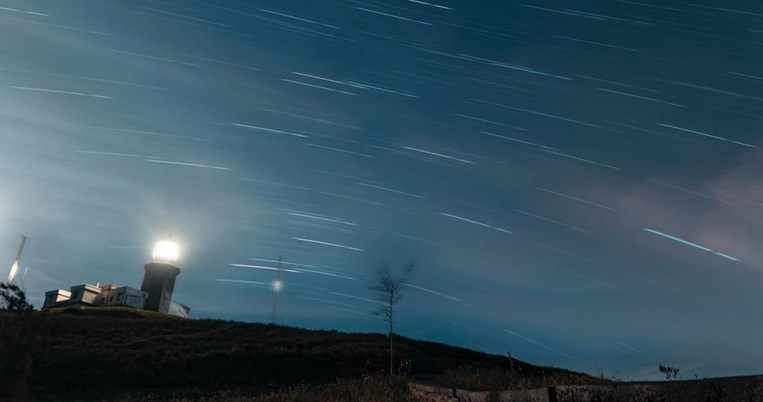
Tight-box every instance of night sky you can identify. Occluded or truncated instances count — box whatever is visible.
[2,0,762,380]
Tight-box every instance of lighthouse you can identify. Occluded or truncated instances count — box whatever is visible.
[41,234,190,317]
[141,238,181,314]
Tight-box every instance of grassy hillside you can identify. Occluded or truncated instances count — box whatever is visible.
[6,307,600,400]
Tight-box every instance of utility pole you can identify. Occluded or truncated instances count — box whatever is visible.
[1,235,27,310]
[7,235,28,286]
[270,256,283,324]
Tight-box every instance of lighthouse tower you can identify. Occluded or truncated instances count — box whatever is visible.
[141,238,181,314]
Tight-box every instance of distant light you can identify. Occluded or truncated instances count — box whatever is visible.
[272,280,283,293]
[153,239,179,263]
[7,261,19,286]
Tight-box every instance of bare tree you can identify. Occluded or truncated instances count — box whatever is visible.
[368,262,413,377]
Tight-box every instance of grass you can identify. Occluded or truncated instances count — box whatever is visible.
[6,307,761,401]
[435,367,610,391]
[187,376,418,402]
[1,306,601,400]
[31,376,419,402]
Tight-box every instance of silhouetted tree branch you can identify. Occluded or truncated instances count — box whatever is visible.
[659,364,680,381]
[1,283,33,311]
[1,282,37,399]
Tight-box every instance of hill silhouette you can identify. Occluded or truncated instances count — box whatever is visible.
[16,307,597,399]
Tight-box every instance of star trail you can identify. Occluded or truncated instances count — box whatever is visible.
[1,0,762,380]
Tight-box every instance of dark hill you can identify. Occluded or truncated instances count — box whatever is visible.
[18,307,596,398]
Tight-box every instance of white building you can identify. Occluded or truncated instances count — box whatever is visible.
[42,283,148,310]
[42,281,191,318]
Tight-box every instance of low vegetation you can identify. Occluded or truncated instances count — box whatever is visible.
[435,366,609,392]
[0,283,39,399]
[103,375,418,402]
[7,306,597,400]
[5,286,760,401]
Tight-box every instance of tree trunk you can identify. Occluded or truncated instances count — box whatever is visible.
[388,293,394,377]
[389,320,393,377]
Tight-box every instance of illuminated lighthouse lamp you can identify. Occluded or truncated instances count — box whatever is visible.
[152,239,180,264]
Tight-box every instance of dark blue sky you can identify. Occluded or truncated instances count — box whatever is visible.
[2,0,762,380]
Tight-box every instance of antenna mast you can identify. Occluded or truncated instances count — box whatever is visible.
[7,235,28,286]
[270,256,283,324]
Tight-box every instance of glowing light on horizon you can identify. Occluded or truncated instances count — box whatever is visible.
[7,261,19,285]
[153,239,179,263]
